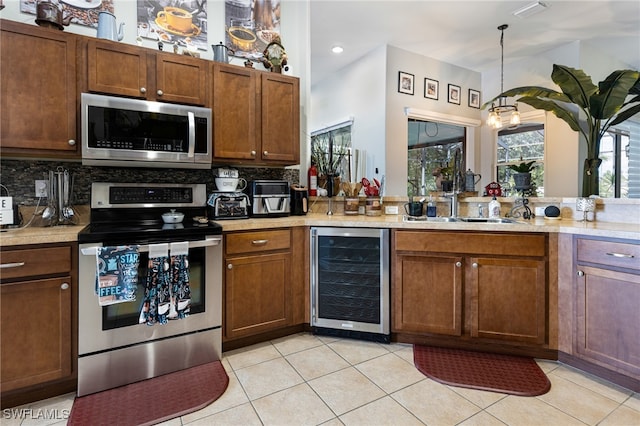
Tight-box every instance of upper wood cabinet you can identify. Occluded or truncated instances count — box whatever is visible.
[212,63,300,166]
[0,20,78,156]
[85,39,208,106]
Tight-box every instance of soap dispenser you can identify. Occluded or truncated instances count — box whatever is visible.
[426,196,437,217]
[488,195,501,219]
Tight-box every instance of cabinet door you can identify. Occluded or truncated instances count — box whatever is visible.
[212,64,258,161]
[225,252,291,339]
[260,73,300,163]
[393,254,463,336]
[87,40,148,98]
[1,23,77,154]
[470,257,546,345]
[575,266,640,378]
[156,53,207,106]
[1,277,72,392]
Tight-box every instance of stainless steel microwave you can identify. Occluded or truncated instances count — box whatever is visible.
[81,93,212,169]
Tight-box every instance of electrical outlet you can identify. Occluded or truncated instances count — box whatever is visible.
[35,180,48,198]
[385,205,399,215]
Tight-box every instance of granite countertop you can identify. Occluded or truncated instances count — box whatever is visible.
[1,211,638,248]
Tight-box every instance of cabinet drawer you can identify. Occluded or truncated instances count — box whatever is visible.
[226,229,291,255]
[0,246,72,280]
[395,231,546,257]
[577,238,640,271]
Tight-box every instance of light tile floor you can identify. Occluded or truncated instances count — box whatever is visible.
[4,333,639,426]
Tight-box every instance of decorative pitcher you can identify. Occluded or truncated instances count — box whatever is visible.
[97,12,124,42]
[464,169,481,192]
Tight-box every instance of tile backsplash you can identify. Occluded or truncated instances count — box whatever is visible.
[1,159,300,206]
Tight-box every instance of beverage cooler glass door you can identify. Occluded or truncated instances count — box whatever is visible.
[310,227,390,341]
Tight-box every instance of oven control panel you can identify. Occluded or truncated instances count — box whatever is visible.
[109,186,192,204]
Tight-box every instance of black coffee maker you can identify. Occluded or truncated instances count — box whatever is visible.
[290,185,308,215]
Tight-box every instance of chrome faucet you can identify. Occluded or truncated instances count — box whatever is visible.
[444,148,463,218]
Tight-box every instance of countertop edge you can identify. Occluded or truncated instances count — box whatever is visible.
[1,214,639,247]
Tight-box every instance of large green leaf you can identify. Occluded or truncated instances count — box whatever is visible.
[481,86,569,109]
[590,70,640,119]
[551,65,597,109]
[609,103,640,126]
[516,96,583,134]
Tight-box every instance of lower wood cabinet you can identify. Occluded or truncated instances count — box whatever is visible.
[573,236,640,381]
[223,229,296,341]
[392,230,548,350]
[0,243,77,409]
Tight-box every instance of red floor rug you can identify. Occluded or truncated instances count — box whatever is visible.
[414,345,551,396]
[68,360,229,426]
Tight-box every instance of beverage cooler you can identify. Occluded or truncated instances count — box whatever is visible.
[310,227,390,343]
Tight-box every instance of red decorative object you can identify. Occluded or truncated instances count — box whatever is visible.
[485,181,502,196]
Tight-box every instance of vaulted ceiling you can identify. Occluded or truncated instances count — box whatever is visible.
[309,1,640,86]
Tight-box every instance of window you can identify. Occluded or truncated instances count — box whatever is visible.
[407,119,465,196]
[599,128,631,198]
[311,122,352,183]
[496,123,544,196]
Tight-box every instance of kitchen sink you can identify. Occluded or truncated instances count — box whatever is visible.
[403,215,519,224]
[457,217,519,224]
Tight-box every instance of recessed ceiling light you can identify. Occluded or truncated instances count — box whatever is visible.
[512,1,549,18]
[331,45,344,54]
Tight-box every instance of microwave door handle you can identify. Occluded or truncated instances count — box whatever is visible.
[187,111,195,158]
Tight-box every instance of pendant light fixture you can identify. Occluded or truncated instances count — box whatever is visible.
[486,24,520,129]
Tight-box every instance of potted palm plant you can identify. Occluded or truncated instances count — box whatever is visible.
[483,65,640,197]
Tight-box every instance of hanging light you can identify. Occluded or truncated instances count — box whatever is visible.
[487,24,520,129]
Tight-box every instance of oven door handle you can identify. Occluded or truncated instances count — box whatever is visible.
[187,111,195,158]
[80,235,222,256]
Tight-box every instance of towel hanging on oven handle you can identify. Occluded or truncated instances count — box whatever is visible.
[81,235,221,256]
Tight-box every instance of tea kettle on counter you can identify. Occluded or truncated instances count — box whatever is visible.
[464,169,482,192]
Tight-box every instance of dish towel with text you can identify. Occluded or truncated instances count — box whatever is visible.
[95,245,140,306]
[139,243,190,325]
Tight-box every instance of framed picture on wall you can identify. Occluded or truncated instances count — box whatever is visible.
[448,84,461,105]
[398,71,415,95]
[468,89,481,108]
[424,78,439,100]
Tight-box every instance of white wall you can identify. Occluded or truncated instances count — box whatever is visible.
[309,45,387,184]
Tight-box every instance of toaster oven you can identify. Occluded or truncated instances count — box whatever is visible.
[248,180,290,217]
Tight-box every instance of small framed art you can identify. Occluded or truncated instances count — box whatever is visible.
[448,84,461,105]
[424,78,439,100]
[398,71,415,95]
[468,89,481,108]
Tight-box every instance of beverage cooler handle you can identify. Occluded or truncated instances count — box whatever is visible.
[187,111,195,158]
[80,235,222,256]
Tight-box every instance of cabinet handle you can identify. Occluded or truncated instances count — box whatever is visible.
[606,252,634,259]
[60,283,69,290]
[455,261,462,267]
[251,239,268,245]
[472,262,478,268]
[263,150,269,156]
[0,262,25,269]
[227,263,233,270]
[140,87,147,94]
[157,89,164,96]
[250,150,257,157]
[576,270,585,277]
[68,139,76,146]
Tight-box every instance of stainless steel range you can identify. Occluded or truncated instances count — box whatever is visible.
[77,182,223,396]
